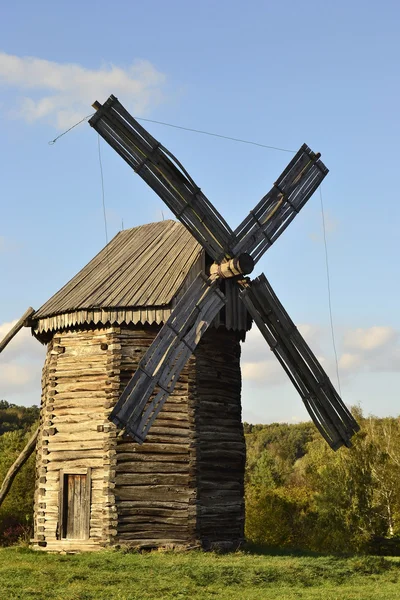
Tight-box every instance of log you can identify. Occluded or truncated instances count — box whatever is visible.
[0,427,39,507]
[0,307,35,354]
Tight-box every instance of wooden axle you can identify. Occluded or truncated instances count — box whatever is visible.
[209,253,254,279]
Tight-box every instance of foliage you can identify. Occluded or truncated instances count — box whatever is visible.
[245,412,400,554]
[0,402,38,545]
[0,400,39,435]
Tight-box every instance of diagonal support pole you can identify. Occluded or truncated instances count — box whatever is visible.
[0,308,35,354]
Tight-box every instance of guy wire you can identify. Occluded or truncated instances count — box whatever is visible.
[97,134,111,276]
[320,186,342,397]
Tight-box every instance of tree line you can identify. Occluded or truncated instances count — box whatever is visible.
[1,401,400,553]
[245,409,400,554]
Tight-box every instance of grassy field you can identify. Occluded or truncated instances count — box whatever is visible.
[1,547,400,600]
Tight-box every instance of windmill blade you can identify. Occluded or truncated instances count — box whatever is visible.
[239,275,359,450]
[110,273,226,443]
[89,95,235,262]
[233,145,328,264]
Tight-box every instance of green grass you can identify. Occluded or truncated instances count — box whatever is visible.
[1,547,400,600]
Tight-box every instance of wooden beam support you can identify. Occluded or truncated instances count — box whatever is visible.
[0,307,35,354]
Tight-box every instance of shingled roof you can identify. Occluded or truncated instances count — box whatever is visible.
[32,221,204,332]
[32,219,249,337]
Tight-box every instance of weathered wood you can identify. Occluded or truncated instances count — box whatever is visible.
[0,307,35,354]
[90,96,235,262]
[110,274,225,442]
[233,144,328,264]
[33,320,245,550]
[240,274,359,450]
[191,328,245,548]
[0,427,39,507]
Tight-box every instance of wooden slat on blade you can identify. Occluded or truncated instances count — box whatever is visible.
[239,274,359,450]
[96,118,228,261]
[126,293,222,442]
[233,144,328,264]
[90,95,235,261]
[112,100,235,248]
[109,274,226,442]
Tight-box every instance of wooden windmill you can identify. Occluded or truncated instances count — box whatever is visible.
[0,95,359,552]
[90,95,359,451]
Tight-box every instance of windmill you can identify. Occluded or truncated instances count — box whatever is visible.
[0,95,359,551]
[90,95,359,452]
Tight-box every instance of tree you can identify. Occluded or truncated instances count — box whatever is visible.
[0,427,37,544]
[0,400,39,435]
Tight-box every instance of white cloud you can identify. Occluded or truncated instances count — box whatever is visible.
[0,363,37,390]
[343,326,397,351]
[338,326,400,378]
[241,325,326,387]
[339,352,363,371]
[309,210,338,242]
[0,320,43,361]
[0,320,45,401]
[242,359,286,386]
[0,52,166,129]
[242,328,287,386]
[241,322,400,388]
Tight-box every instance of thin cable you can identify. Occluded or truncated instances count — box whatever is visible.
[48,111,295,153]
[320,186,342,397]
[135,116,296,153]
[97,135,111,275]
[48,113,94,145]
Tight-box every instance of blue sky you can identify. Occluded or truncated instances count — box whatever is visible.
[0,0,399,423]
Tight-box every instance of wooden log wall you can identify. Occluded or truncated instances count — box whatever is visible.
[191,328,245,550]
[114,326,198,548]
[114,325,245,550]
[33,322,245,551]
[33,327,120,551]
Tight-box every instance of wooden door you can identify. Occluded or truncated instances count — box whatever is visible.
[60,472,90,539]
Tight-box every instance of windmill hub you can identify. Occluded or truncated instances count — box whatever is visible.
[209,253,254,279]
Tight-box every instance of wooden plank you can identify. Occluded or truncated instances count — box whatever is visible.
[58,470,65,539]
[0,307,35,354]
[85,468,92,540]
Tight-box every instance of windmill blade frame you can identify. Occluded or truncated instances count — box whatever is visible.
[233,144,328,264]
[89,96,235,262]
[110,273,226,442]
[239,274,359,450]
[89,94,359,452]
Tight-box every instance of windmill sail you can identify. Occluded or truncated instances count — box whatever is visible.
[89,96,235,262]
[110,273,226,443]
[240,274,359,450]
[90,94,359,451]
[233,145,328,264]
